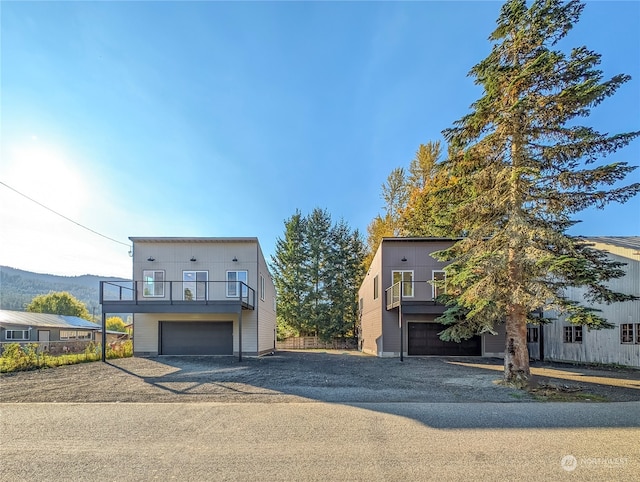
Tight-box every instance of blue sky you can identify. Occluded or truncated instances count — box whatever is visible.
[1,1,638,278]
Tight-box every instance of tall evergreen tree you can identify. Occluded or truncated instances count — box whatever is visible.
[436,0,639,385]
[324,221,366,340]
[271,210,311,337]
[272,209,366,341]
[305,208,333,336]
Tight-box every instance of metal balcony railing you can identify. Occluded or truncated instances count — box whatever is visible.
[100,280,255,309]
[385,280,443,310]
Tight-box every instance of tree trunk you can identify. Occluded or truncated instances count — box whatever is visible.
[504,303,530,386]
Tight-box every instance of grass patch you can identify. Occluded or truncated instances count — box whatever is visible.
[0,341,133,373]
[525,382,608,402]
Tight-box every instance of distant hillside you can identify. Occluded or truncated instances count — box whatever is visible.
[0,266,127,317]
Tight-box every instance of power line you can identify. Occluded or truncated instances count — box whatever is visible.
[0,180,131,248]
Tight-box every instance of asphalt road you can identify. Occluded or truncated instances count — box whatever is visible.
[1,401,639,481]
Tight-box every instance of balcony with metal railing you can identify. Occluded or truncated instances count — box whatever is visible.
[100,280,255,314]
[385,280,447,315]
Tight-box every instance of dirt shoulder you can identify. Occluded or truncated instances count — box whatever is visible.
[1,350,639,403]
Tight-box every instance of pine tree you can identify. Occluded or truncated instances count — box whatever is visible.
[272,209,366,341]
[271,210,311,337]
[324,221,366,340]
[436,0,639,385]
[305,208,333,337]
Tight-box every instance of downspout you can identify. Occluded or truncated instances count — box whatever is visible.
[399,282,404,362]
[238,306,243,362]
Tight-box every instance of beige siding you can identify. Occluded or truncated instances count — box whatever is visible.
[257,244,277,354]
[133,312,264,356]
[130,238,271,356]
[132,239,259,291]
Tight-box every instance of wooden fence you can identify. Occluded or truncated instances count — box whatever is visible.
[276,336,357,350]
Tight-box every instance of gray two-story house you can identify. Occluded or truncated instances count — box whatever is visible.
[358,237,506,358]
[100,237,276,358]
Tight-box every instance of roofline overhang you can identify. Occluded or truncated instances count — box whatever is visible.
[129,237,259,244]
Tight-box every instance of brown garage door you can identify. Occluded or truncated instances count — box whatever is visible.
[160,321,233,355]
[408,322,481,356]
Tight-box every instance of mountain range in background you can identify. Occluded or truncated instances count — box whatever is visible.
[0,266,126,317]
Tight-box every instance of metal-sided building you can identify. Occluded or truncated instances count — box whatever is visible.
[536,237,640,368]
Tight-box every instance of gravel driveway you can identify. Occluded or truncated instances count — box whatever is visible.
[2,350,639,403]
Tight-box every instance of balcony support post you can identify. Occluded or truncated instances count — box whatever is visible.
[238,308,243,362]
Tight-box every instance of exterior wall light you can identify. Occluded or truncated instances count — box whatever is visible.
[147,256,155,262]
[190,257,197,262]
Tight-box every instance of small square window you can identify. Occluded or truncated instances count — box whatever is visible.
[621,324,634,344]
[563,326,582,344]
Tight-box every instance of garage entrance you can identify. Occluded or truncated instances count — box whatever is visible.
[159,321,233,355]
[408,322,481,356]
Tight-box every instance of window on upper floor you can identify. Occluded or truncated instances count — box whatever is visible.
[260,274,265,301]
[563,325,582,343]
[392,270,414,297]
[227,270,248,297]
[143,270,165,297]
[373,275,379,300]
[432,270,446,300]
[5,329,29,341]
[527,327,539,343]
[183,271,208,300]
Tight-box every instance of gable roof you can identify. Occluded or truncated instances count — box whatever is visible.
[0,310,99,330]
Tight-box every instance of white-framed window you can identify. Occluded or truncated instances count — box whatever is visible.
[183,270,208,300]
[227,270,248,297]
[563,325,582,344]
[392,270,414,297]
[143,270,165,297]
[373,275,379,300]
[5,329,29,341]
[621,323,640,344]
[260,274,265,301]
[76,331,92,340]
[432,270,446,300]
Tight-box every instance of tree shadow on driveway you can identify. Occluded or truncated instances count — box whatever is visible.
[100,351,640,429]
